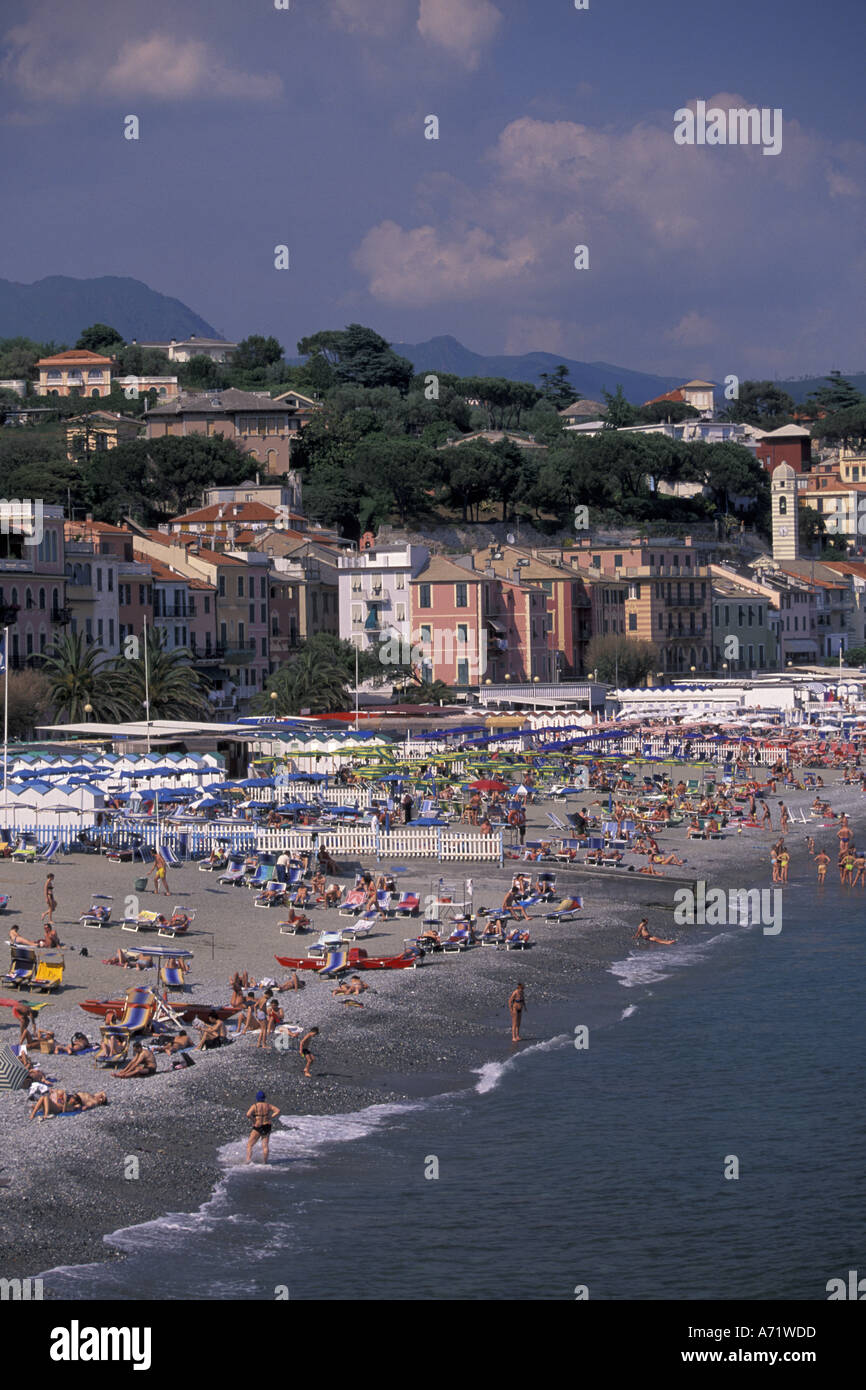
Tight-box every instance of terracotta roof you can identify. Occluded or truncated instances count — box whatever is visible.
[643,388,685,406]
[146,389,290,415]
[36,349,115,366]
[171,501,280,524]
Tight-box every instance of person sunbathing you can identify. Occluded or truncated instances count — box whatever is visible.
[277,972,305,992]
[280,907,310,930]
[480,919,505,942]
[333,975,368,997]
[324,882,343,907]
[116,1043,157,1078]
[95,1030,124,1062]
[38,924,61,948]
[54,1031,91,1055]
[233,995,258,1035]
[30,1088,108,1119]
[102,948,153,970]
[638,862,664,875]
[418,927,442,948]
[294,882,311,907]
[8,925,40,948]
[651,851,684,866]
[156,1030,192,1054]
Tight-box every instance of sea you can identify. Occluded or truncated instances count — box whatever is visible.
[42,877,864,1301]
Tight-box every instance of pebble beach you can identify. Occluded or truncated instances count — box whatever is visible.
[1,768,862,1288]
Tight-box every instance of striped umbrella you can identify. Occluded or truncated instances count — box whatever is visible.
[0,1042,29,1091]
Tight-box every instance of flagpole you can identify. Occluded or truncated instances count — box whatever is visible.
[2,625,8,794]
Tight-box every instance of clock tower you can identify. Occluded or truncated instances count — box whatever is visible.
[771,462,799,561]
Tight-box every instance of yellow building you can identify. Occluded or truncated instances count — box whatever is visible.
[65,411,142,461]
[36,349,116,398]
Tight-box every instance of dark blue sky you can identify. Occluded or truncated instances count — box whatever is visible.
[1,0,863,379]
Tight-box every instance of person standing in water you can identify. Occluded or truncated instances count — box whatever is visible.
[508,983,526,1043]
[246,1091,281,1164]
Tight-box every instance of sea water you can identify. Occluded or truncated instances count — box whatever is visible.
[43,880,865,1301]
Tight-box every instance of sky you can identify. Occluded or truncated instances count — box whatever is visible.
[0,0,864,381]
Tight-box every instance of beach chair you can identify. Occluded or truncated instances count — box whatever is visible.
[10,836,38,863]
[254,882,286,909]
[545,898,583,922]
[30,951,64,992]
[157,908,196,940]
[158,842,182,868]
[546,812,567,832]
[218,858,246,886]
[536,872,557,898]
[316,951,351,978]
[122,909,162,934]
[442,925,472,952]
[394,892,420,916]
[375,890,396,916]
[308,931,345,958]
[97,988,156,1049]
[80,895,113,927]
[198,851,227,872]
[36,838,61,863]
[340,919,374,943]
[245,862,276,891]
[504,928,532,949]
[3,945,36,989]
[158,961,188,993]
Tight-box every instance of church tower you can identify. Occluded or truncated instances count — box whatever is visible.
[771,462,799,561]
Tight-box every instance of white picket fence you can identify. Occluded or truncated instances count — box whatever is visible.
[254,825,504,864]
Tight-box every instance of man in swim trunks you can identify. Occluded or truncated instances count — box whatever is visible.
[246,1090,281,1165]
[116,1043,157,1079]
[149,851,170,897]
[299,1026,318,1078]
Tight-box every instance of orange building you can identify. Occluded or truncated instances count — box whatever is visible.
[36,349,116,398]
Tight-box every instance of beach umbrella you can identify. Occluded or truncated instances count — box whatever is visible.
[469,779,509,791]
[0,1042,29,1091]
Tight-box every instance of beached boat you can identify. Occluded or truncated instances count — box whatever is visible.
[274,947,368,971]
[79,999,239,1023]
[273,948,421,971]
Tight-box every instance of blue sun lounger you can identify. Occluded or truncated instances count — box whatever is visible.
[317,951,350,977]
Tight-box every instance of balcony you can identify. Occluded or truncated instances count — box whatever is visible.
[156,603,197,618]
[0,602,21,625]
[50,606,72,624]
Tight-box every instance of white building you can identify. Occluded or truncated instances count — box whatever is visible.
[338,544,429,654]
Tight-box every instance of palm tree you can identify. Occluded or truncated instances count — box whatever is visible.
[254,650,349,715]
[110,626,212,720]
[40,631,127,724]
[401,679,455,705]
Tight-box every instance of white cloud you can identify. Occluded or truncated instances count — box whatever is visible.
[353,220,536,306]
[2,14,281,103]
[417,0,502,70]
[665,312,716,347]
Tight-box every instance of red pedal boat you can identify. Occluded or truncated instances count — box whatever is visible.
[274,947,368,971]
[79,999,239,1023]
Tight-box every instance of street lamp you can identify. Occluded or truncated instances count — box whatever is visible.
[84,702,93,722]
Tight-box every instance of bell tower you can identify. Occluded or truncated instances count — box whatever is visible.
[771,462,799,561]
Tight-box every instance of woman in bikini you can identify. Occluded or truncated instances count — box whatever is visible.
[508,983,526,1042]
[245,1091,281,1164]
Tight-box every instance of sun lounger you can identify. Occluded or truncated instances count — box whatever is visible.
[80,895,113,927]
[545,898,584,921]
[122,909,163,934]
[157,908,195,939]
[30,952,64,992]
[245,862,276,890]
[158,842,182,868]
[441,926,472,952]
[36,838,61,862]
[198,855,227,872]
[394,893,419,916]
[218,859,246,885]
[316,951,350,978]
[340,919,374,942]
[158,962,188,992]
[546,812,567,831]
[3,945,36,989]
[338,890,366,916]
[98,991,156,1047]
[254,883,286,909]
[504,928,532,949]
[11,838,38,863]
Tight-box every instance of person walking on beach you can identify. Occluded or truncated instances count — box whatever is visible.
[299,1026,318,1078]
[149,851,170,897]
[246,1091,280,1164]
[401,791,413,825]
[508,983,526,1043]
[41,873,56,927]
[779,802,790,832]
[761,802,772,830]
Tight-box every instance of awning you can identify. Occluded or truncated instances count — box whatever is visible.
[486,619,506,635]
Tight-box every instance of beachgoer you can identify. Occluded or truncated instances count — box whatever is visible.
[246,1091,281,1164]
[115,1043,157,1079]
[815,851,829,884]
[633,917,675,946]
[149,851,170,897]
[508,983,526,1042]
[40,873,56,926]
[299,1027,318,1078]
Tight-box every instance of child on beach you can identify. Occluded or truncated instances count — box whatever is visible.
[299,1027,318,1078]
